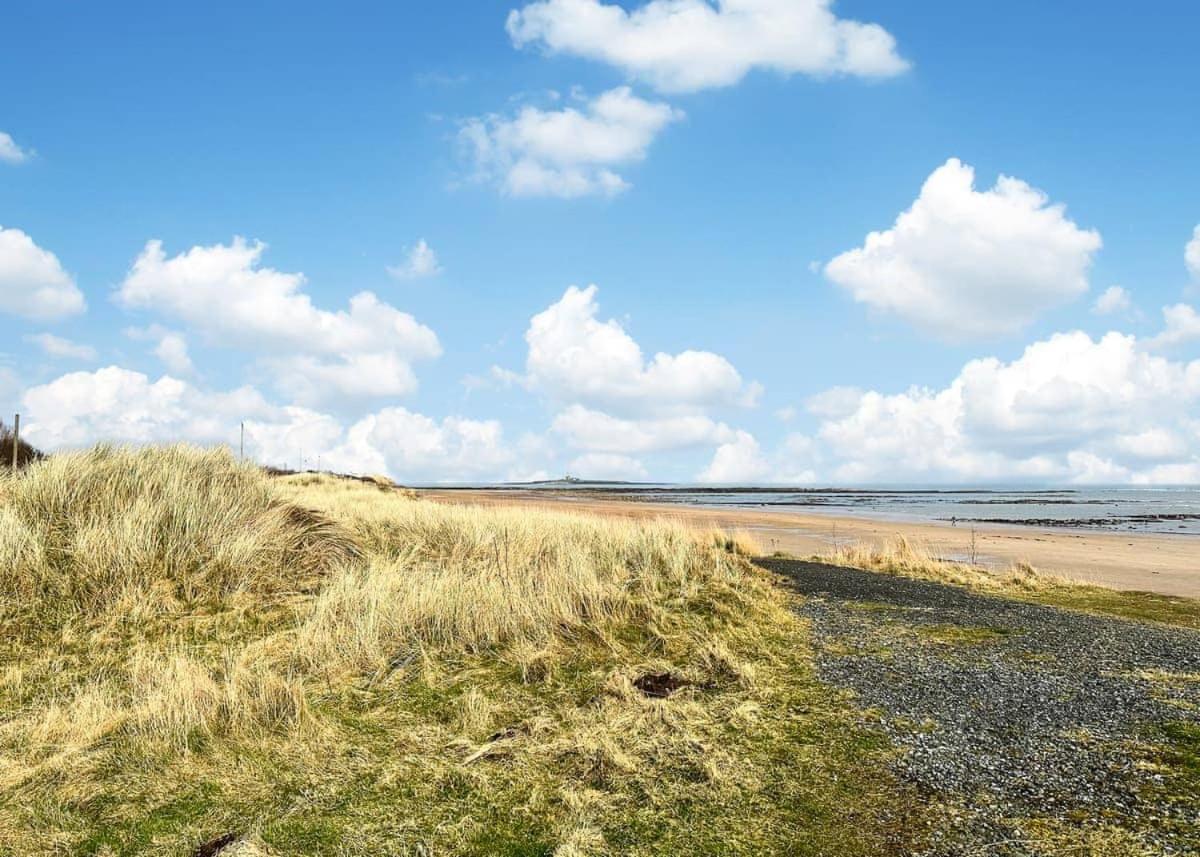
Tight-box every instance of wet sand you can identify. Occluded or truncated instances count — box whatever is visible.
[421,489,1200,599]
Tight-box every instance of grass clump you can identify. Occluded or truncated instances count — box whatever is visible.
[0,447,933,855]
[0,445,357,626]
[820,537,1200,630]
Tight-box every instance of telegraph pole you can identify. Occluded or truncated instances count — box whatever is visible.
[240,421,245,461]
[11,413,19,469]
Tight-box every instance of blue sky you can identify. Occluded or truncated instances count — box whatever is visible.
[2,1,1199,484]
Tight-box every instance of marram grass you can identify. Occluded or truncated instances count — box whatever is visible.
[818,536,1200,630]
[0,446,931,855]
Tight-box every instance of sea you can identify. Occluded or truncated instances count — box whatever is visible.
[488,484,1200,536]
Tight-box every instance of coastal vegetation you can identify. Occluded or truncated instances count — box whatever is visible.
[818,537,1200,631]
[0,445,929,855]
[2,445,1195,854]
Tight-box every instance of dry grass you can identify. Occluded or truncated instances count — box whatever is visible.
[285,485,747,672]
[821,536,1059,592]
[0,445,358,626]
[816,536,1200,630]
[0,446,932,855]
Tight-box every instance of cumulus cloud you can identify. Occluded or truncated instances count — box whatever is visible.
[507,0,908,93]
[519,284,758,415]
[0,226,86,320]
[116,237,441,403]
[459,87,682,198]
[1092,286,1131,316]
[825,159,1101,340]
[551,404,735,452]
[154,332,194,375]
[20,366,270,450]
[696,430,770,483]
[1148,304,1200,349]
[327,408,515,482]
[19,366,518,482]
[387,239,442,280]
[0,132,32,164]
[697,430,818,483]
[788,331,1200,484]
[567,452,647,481]
[507,285,759,471]
[1187,225,1200,282]
[25,333,96,361]
[124,325,195,375]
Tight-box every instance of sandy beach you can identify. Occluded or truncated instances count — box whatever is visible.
[422,489,1200,599]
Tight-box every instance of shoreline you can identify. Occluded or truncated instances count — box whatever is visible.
[421,488,1200,599]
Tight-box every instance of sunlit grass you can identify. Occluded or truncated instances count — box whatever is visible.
[0,447,930,855]
[815,536,1200,630]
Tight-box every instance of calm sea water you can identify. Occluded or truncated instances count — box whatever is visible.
[507,485,1200,535]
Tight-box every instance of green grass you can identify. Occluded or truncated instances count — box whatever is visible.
[912,623,1014,646]
[11,629,934,856]
[1028,587,1200,631]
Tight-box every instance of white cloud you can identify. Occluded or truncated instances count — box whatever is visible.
[20,366,271,450]
[520,284,758,415]
[774,405,797,422]
[154,332,194,375]
[1092,285,1131,316]
[387,239,443,280]
[0,132,32,164]
[124,325,195,375]
[116,237,441,403]
[507,0,909,93]
[551,404,735,452]
[25,333,96,361]
[697,430,819,484]
[825,159,1101,340]
[459,87,683,198]
[795,331,1200,484]
[268,351,423,402]
[327,408,515,482]
[567,452,647,481]
[19,366,518,483]
[805,385,866,418]
[0,226,86,320]
[1148,304,1200,349]
[697,430,770,483]
[1187,225,1200,282]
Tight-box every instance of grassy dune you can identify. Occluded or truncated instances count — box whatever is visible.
[0,447,930,855]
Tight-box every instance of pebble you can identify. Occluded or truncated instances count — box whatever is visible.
[757,559,1200,856]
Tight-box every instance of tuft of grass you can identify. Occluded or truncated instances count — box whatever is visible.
[0,444,359,628]
[820,537,1200,630]
[0,445,935,855]
[912,624,1013,646]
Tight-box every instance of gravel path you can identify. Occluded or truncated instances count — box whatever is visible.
[756,559,1200,856]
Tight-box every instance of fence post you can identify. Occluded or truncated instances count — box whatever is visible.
[11,413,19,469]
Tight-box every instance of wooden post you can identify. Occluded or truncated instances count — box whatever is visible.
[11,413,19,469]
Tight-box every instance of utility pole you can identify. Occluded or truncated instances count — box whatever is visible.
[11,413,19,469]
[240,422,245,461]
